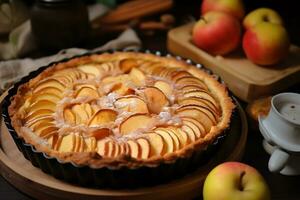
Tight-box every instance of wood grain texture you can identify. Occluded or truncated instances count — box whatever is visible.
[167,23,300,102]
[0,91,247,200]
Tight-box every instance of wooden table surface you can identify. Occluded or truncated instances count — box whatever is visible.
[1,1,300,199]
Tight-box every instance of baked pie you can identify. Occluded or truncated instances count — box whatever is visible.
[7,52,234,185]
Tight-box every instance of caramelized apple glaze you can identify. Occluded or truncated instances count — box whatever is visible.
[9,52,234,168]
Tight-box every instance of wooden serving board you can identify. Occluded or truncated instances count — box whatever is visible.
[0,91,247,200]
[167,23,300,102]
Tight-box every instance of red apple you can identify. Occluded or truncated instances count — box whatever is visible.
[243,22,290,66]
[203,162,271,200]
[192,11,241,55]
[201,0,245,20]
[243,8,283,30]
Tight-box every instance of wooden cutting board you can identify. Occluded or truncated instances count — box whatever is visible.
[0,91,247,200]
[167,23,300,102]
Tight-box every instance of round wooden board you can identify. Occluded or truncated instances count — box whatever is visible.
[0,91,248,200]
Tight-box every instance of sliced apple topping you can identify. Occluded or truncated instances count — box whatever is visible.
[96,138,109,157]
[64,108,75,124]
[163,128,181,150]
[175,76,207,90]
[119,114,154,135]
[127,140,140,159]
[182,117,206,138]
[114,95,148,114]
[25,109,54,122]
[34,78,65,93]
[88,109,118,126]
[129,67,146,86]
[75,86,99,98]
[170,70,192,82]
[136,138,150,159]
[57,134,75,152]
[84,137,97,152]
[178,96,219,115]
[31,93,61,104]
[182,118,202,139]
[181,124,196,143]
[90,128,111,140]
[154,80,173,97]
[35,87,63,98]
[175,105,215,132]
[120,58,139,73]
[72,104,89,125]
[29,100,57,112]
[144,132,164,157]
[168,126,188,147]
[182,90,218,108]
[141,86,169,114]
[77,64,102,77]
[154,128,175,154]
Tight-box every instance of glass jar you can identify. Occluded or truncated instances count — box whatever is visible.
[30,0,90,51]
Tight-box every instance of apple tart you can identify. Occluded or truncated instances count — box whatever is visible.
[6,51,234,186]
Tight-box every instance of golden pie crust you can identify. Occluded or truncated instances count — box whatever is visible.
[8,52,234,169]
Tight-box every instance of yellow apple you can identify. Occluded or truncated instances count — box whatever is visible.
[201,0,245,20]
[243,8,283,30]
[243,22,290,66]
[203,162,271,200]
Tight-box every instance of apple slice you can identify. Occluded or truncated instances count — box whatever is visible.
[182,90,218,108]
[176,106,214,132]
[25,109,53,122]
[179,84,208,93]
[88,109,118,126]
[182,117,206,137]
[182,119,202,138]
[90,128,111,140]
[72,104,89,124]
[34,78,65,93]
[75,86,99,98]
[114,95,148,114]
[141,86,169,114]
[158,67,178,78]
[144,133,164,157]
[180,104,217,124]
[104,140,116,157]
[26,116,54,128]
[47,134,59,149]
[170,71,192,82]
[136,138,150,159]
[168,126,188,146]
[96,138,109,157]
[181,124,196,143]
[78,64,102,77]
[83,103,94,118]
[74,134,84,152]
[154,128,175,154]
[178,96,219,115]
[112,142,121,157]
[119,114,154,135]
[64,108,76,124]
[175,76,208,90]
[57,134,75,152]
[84,137,97,152]
[163,128,181,150]
[119,58,139,73]
[129,67,146,86]
[35,87,63,98]
[127,140,140,159]
[154,80,173,97]
[29,100,56,112]
[31,93,61,103]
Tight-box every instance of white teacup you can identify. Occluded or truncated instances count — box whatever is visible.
[259,93,300,175]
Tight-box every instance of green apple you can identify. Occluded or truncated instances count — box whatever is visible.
[203,162,271,200]
[192,11,241,55]
[243,8,283,30]
[243,22,290,66]
[201,0,245,20]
